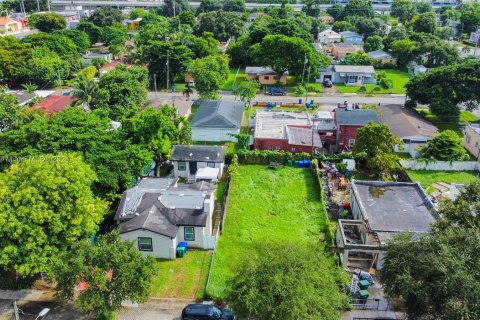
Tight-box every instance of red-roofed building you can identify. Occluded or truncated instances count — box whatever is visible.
[32,95,76,114]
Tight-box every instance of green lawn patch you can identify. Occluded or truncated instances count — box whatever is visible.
[173,83,187,90]
[150,250,212,300]
[335,69,410,94]
[222,68,246,91]
[407,170,480,190]
[207,165,329,300]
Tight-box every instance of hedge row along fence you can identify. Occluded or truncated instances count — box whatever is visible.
[236,150,311,165]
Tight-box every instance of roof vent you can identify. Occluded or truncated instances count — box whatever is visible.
[157,196,161,201]
[134,212,140,216]
[206,156,210,160]
[149,209,154,214]
[126,197,130,202]
[217,153,220,157]
[189,153,193,157]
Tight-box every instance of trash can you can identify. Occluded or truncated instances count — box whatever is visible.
[306,103,310,109]
[171,86,176,93]
[287,160,293,167]
[176,246,186,258]
[299,98,302,104]
[294,161,299,167]
[359,280,370,290]
[178,242,188,252]
[359,290,369,299]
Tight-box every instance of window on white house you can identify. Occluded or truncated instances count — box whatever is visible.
[184,227,195,241]
[178,161,186,171]
[138,237,153,251]
[349,139,355,146]
[207,162,215,168]
[276,146,281,151]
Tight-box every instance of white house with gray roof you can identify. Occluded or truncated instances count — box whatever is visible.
[170,145,226,181]
[115,177,217,259]
[317,65,375,86]
[191,100,245,142]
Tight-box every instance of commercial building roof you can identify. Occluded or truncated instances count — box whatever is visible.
[115,177,216,238]
[32,95,76,114]
[334,108,379,126]
[351,180,437,235]
[191,100,244,129]
[170,145,226,163]
[379,104,438,139]
[254,110,311,139]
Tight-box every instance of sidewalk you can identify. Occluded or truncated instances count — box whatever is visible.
[0,289,54,302]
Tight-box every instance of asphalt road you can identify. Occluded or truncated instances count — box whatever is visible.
[147,91,407,111]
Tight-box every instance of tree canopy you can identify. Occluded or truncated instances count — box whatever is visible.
[88,6,123,28]
[423,130,469,161]
[406,60,480,120]
[28,13,67,32]
[189,54,229,99]
[51,232,155,316]
[227,241,349,320]
[0,153,107,275]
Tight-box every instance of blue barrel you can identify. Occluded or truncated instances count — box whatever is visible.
[178,241,188,252]
[306,103,310,109]
[267,101,272,109]
[298,160,304,168]
[305,160,311,167]
[299,98,303,104]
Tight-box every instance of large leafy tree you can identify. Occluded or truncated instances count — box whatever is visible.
[72,75,98,109]
[342,51,371,65]
[236,78,259,107]
[197,11,246,41]
[101,26,129,46]
[0,108,152,196]
[28,13,67,32]
[53,29,91,53]
[406,60,480,120]
[76,21,103,43]
[363,35,384,52]
[142,40,193,87]
[88,7,122,28]
[341,0,374,18]
[390,39,417,68]
[383,25,408,50]
[96,65,149,119]
[0,36,32,81]
[51,232,155,317]
[189,54,229,99]
[0,153,107,276]
[185,32,220,59]
[391,0,415,23]
[460,9,480,34]
[26,46,70,85]
[412,11,437,34]
[381,182,480,320]
[353,122,402,177]
[0,92,23,131]
[423,130,469,161]
[416,40,460,68]
[252,34,330,77]
[227,241,349,320]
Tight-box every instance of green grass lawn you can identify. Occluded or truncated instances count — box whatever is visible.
[207,165,329,300]
[222,68,246,91]
[416,108,479,136]
[407,170,480,191]
[150,250,212,300]
[336,69,410,94]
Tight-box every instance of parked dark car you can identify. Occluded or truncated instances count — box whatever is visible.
[323,79,333,88]
[181,304,235,320]
[268,87,287,95]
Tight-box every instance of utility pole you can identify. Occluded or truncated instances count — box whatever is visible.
[301,52,307,85]
[305,65,311,105]
[166,50,170,91]
[13,301,19,320]
[311,117,315,155]
[474,34,479,57]
[154,73,157,97]
[173,0,176,18]
[36,0,40,12]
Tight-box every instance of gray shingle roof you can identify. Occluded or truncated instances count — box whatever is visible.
[335,108,379,126]
[170,145,226,162]
[115,177,216,237]
[378,104,438,139]
[339,31,362,38]
[191,100,244,129]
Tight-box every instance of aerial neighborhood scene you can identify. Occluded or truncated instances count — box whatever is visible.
[1,0,480,319]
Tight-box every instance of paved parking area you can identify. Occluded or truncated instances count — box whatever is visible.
[116,300,192,320]
[0,300,91,320]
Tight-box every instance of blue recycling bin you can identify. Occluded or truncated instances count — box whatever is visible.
[306,103,310,109]
[178,242,188,252]
[299,98,303,104]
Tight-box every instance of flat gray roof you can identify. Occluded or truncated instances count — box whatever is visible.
[255,110,311,139]
[351,180,437,234]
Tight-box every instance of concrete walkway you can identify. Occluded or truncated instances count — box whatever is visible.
[0,289,54,302]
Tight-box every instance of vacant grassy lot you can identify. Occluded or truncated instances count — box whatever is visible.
[416,108,479,136]
[222,68,246,91]
[407,170,480,192]
[207,165,328,300]
[336,69,410,94]
[150,250,212,300]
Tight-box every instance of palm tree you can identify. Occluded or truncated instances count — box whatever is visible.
[72,75,98,110]
[21,82,37,94]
